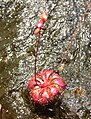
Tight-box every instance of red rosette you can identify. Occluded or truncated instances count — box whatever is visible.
[28,69,66,105]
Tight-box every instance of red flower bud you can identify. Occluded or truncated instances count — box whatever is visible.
[41,12,48,22]
[34,28,41,35]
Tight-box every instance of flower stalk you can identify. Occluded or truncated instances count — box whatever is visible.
[58,1,91,67]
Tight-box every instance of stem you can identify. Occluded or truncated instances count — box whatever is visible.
[58,1,91,67]
[0,104,2,119]
[34,34,40,81]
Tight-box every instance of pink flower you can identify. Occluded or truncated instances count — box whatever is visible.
[28,69,66,105]
[36,20,44,28]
